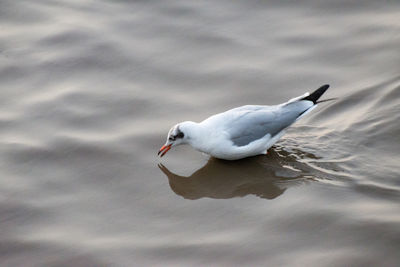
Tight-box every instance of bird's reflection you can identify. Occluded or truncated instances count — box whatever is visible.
[159,147,319,200]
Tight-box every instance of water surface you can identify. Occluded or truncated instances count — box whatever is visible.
[1,0,400,266]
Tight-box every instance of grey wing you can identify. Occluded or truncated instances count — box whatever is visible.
[228,102,311,147]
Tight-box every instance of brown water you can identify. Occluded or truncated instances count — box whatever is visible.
[1,0,400,266]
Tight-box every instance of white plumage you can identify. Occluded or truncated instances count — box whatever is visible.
[158,85,329,160]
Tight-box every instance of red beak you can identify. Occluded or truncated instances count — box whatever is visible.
[158,144,172,157]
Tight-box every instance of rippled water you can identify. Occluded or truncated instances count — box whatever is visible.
[1,0,400,266]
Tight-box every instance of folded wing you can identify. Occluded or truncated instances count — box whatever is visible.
[228,101,313,147]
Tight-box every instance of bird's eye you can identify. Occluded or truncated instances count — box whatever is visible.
[176,132,184,138]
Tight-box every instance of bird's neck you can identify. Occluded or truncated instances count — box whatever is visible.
[180,121,208,150]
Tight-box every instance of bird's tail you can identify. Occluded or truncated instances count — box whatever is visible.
[301,84,330,104]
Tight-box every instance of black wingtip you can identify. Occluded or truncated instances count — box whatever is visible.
[301,84,330,104]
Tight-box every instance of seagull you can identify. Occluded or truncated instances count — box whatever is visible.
[158,84,330,160]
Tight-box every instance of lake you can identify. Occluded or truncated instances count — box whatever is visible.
[0,0,399,266]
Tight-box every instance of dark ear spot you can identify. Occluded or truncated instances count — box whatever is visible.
[176,131,184,139]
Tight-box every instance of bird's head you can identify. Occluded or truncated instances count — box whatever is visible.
[158,122,190,157]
